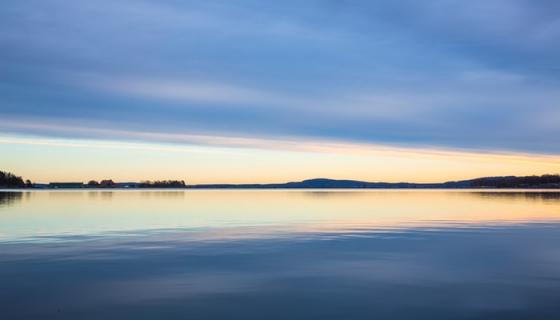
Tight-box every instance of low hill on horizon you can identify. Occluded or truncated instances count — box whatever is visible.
[191,174,560,189]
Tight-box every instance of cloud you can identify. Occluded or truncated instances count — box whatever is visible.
[1,0,559,155]
[90,76,278,105]
[2,118,560,165]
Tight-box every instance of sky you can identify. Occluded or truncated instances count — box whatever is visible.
[1,0,559,183]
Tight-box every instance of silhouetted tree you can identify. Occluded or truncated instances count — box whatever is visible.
[87,180,100,187]
[0,170,26,188]
[99,180,116,188]
[138,180,187,188]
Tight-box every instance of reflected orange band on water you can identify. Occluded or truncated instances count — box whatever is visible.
[1,190,559,242]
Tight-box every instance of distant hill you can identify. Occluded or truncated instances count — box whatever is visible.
[191,175,560,189]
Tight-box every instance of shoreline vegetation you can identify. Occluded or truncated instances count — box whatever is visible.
[0,171,32,188]
[1,170,560,189]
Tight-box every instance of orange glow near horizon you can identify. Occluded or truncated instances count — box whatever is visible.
[1,134,559,184]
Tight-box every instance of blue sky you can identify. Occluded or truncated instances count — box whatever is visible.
[1,1,559,182]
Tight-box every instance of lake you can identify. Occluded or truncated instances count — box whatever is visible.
[1,190,560,319]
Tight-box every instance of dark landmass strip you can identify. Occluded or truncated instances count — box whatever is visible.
[1,170,560,189]
[48,180,186,189]
[191,175,560,189]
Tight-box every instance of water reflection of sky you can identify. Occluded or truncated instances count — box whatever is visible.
[1,190,560,242]
[1,190,560,319]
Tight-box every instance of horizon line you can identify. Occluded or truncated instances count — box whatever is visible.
[16,173,560,187]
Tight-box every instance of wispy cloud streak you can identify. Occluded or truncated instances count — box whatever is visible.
[1,0,559,154]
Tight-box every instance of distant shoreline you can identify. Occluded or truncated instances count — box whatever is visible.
[2,187,560,191]
[2,175,560,190]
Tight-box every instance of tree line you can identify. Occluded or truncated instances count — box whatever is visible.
[86,179,187,188]
[138,180,186,188]
[0,171,32,188]
[470,174,560,188]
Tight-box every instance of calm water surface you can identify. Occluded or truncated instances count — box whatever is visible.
[1,190,560,319]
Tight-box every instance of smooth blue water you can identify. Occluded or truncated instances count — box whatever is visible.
[1,190,560,319]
